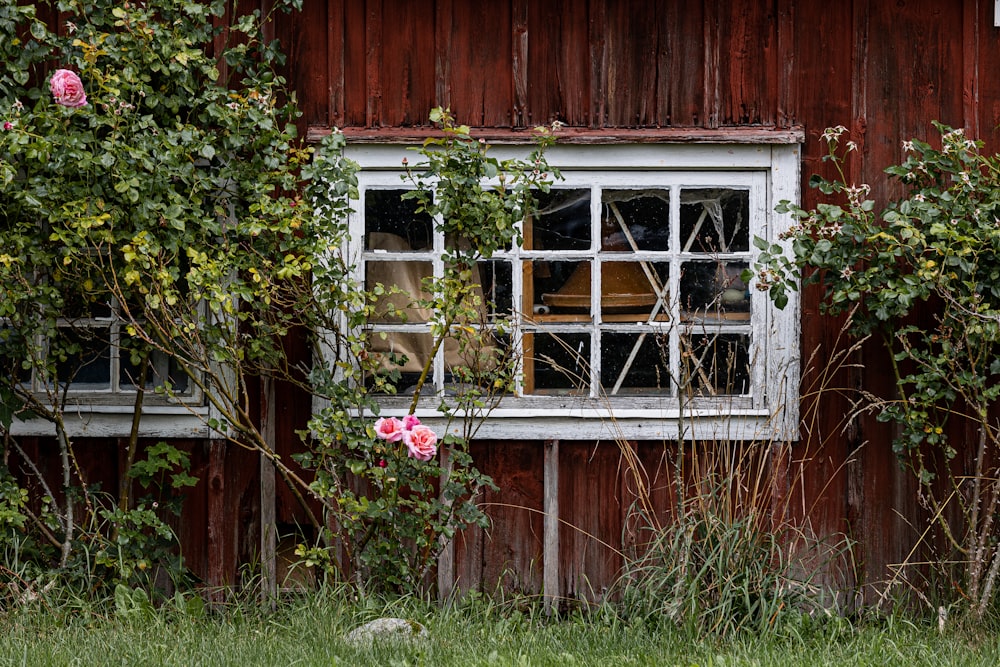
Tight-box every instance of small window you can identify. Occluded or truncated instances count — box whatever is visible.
[340,142,801,441]
[2,293,208,438]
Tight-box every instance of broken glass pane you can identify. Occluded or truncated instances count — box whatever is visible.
[530,189,591,251]
[602,189,670,251]
[680,188,749,253]
[365,189,434,252]
[601,332,672,395]
[679,260,750,318]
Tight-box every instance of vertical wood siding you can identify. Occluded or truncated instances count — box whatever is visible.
[15,0,1000,603]
[272,0,1000,604]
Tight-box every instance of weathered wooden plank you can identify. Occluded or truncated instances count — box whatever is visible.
[260,378,277,606]
[378,0,437,126]
[588,0,608,128]
[206,440,227,604]
[703,0,720,128]
[434,0,453,111]
[440,1,514,126]
[973,0,1000,146]
[654,1,706,126]
[558,441,624,603]
[602,1,660,126]
[511,0,528,127]
[543,439,559,613]
[525,0,590,126]
[716,0,778,125]
[308,125,805,144]
[453,440,544,595]
[364,0,383,127]
[343,0,368,126]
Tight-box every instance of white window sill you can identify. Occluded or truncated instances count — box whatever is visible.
[354,406,792,442]
[6,405,214,439]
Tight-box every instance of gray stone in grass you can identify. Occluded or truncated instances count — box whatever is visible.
[344,617,429,648]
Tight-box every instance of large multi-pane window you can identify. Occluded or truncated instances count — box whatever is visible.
[346,142,801,441]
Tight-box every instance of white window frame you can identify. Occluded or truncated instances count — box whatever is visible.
[334,141,801,442]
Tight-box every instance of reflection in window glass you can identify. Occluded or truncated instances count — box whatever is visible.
[680,188,749,253]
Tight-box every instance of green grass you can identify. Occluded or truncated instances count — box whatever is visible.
[1,589,1000,666]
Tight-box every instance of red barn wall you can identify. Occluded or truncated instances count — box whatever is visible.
[13,0,999,604]
[267,0,1000,604]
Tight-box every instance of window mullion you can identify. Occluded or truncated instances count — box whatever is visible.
[668,183,682,400]
[590,183,601,398]
[513,209,526,397]
[432,208,445,395]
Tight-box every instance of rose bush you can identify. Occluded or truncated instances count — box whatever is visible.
[0,0,355,598]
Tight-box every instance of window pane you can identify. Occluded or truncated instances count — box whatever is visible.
[524,331,590,395]
[601,332,671,395]
[602,189,670,251]
[679,260,749,318]
[530,189,591,251]
[119,346,189,393]
[683,333,750,395]
[55,328,111,389]
[444,331,510,392]
[680,188,750,253]
[365,189,434,251]
[527,260,590,317]
[599,261,668,316]
[366,260,433,323]
[366,331,433,394]
[477,259,512,320]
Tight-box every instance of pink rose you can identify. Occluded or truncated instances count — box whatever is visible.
[404,424,438,461]
[2,121,11,131]
[402,414,421,430]
[374,417,405,442]
[49,69,87,108]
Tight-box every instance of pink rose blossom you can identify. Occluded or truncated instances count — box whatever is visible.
[402,414,421,430]
[404,424,438,461]
[2,121,11,131]
[49,69,87,108]
[374,417,405,442]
